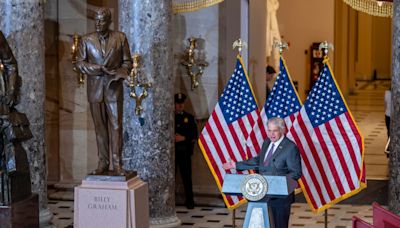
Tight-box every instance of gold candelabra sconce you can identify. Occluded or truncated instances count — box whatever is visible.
[71,33,85,86]
[181,37,209,90]
[128,54,152,116]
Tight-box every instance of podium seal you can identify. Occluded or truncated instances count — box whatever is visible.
[240,174,268,201]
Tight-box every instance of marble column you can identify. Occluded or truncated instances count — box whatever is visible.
[389,0,400,214]
[249,0,266,106]
[0,0,51,225]
[119,1,179,227]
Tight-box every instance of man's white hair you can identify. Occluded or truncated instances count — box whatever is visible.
[267,117,286,134]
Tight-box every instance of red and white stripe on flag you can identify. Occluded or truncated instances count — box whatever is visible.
[199,55,260,209]
[287,60,365,213]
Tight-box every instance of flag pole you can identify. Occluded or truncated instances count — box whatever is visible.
[273,40,289,55]
[232,208,236,228]
[228,38,246,228]
[318,41,334,60]
[232,38,248,56]
[324,209,328,228]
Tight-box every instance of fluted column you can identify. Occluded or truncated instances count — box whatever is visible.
[0,0,51,225]
[389,0,400,214]
[119,1,179,227]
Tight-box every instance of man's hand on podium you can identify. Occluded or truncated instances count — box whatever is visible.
[222,160,236,170]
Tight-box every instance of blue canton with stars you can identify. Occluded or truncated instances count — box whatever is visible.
[264,58,301,119]
[219,59,257,124]
[304,64,347,128]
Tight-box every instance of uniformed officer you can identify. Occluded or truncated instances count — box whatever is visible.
[175,93,198,209]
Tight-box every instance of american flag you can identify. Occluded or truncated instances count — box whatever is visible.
[246,57,302,158]
[198,55,259,209]
[287,61,365,212]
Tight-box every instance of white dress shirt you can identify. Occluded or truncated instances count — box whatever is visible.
[263,135,284,162]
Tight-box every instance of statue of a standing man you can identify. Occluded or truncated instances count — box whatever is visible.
[76,8,132,175]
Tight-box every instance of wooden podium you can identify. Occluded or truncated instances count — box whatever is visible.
[222,174,297,228]
[74,175,149,228]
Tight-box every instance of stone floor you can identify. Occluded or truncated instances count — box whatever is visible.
[49,200,375,228]
[49,181,386,227]
[348,80,390,180]
[48,80,391,227]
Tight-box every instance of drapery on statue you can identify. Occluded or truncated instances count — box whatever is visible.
[266,0,281,71]
[76,8,132,176]
[0,31,33,206]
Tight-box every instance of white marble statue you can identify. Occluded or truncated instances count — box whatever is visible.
[266,0,281,71]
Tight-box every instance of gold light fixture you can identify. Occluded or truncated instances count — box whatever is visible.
[181,37,209,90]
[343,0,393,17]
[71,33,85,85]
[173,0,224,13]
[128,54,152,116]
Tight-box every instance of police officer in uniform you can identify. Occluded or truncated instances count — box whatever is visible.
[175,93,198,209]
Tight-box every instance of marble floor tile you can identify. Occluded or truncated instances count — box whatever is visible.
[48,200,373,227]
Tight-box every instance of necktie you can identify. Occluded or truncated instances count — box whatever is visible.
[263,143,275,166]
[99,37,106,56]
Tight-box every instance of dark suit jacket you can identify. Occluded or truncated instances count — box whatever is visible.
[175,111,198,156]
[236,136,302,205]
[76,30,132,103]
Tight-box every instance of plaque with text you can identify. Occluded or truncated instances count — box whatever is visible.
[74,177,149,228]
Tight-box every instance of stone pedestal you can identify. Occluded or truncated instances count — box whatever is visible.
[74,176,149,228]
[0,194,39,228]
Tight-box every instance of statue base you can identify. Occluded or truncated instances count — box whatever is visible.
[0,194,39,227]
[85,171,137,182]
[74,175,149,228]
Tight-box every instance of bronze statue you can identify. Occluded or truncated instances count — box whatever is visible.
[76,8,132,175]
[0,31,17,111]
[0,31,33,206]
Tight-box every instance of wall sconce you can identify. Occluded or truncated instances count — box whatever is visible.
[71,33,84,85]
[128,54,152,116]
[181,37,209,90]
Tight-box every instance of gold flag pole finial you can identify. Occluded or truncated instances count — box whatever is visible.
[273,40,289,55]
[319,41,334,63]
[232,38,247,56]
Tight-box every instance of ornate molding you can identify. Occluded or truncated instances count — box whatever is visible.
[173,0,224,13]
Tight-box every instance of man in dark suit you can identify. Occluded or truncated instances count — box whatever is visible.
[175,93,198,209]
[223,117,302,228]
[76,8,132,175]
[266,65,276,100]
